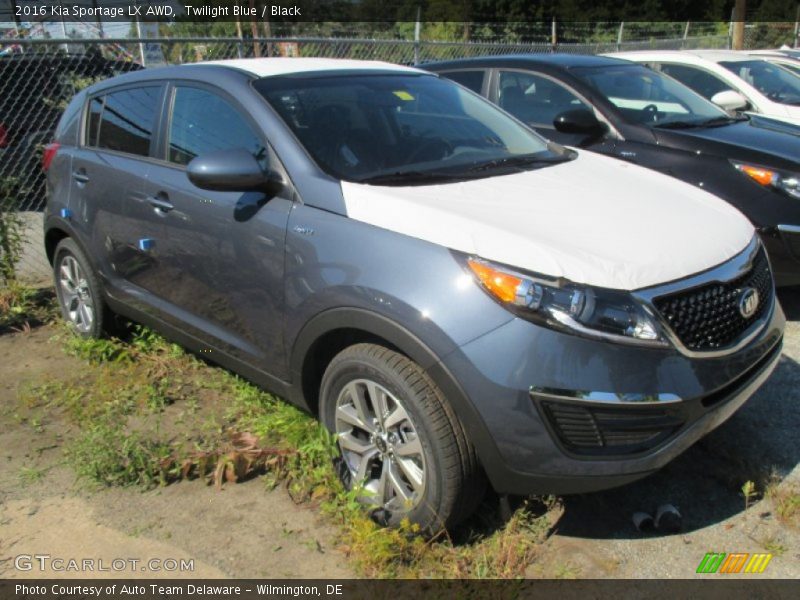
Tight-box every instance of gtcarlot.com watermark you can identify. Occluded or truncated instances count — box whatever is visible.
[14,554,195,573]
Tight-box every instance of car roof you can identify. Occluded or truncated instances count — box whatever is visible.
[608,49,754,64]
[424,53,632,70]
[195,57,424,77]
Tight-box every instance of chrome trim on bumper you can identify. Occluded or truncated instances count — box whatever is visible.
[634,236,775,359]
[530,387,681,405]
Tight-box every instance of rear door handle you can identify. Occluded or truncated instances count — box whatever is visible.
[147,194,174,213]
[72,170,89,184]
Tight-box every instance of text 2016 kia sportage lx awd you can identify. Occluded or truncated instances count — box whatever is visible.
[43,58,784,532]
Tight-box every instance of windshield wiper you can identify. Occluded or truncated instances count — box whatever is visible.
[467,153,572,173]
[357,170,469,185]
[653,116,743,130]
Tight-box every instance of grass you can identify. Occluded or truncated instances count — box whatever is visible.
[18,466,46,485]
[765,476,800,528]
[13,323,562,578]
[0,285,56,333]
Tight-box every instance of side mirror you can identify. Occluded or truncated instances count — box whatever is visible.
[187,148,284,194]
[710,90,748,112]
[553,108,607,136]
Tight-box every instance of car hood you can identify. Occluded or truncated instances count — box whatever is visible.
[339,151,754,291]
[654,116,800,168]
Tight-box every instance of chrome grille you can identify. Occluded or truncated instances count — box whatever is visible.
[652,246,773,352]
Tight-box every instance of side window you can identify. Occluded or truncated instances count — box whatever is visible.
[94,86,160,156]
[659,64,733,100]
[440,70,485,94]
[85,96,104,147]
[497,70,589,128]
[168,87,266,166]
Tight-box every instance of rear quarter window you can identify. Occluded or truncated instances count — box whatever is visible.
[440,70,486,94]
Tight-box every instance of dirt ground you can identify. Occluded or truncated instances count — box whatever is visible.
[1,289,799,579]
[0,325,353,579]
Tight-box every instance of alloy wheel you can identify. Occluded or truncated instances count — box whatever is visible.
[334,378,427,513]
[57,254,94,333]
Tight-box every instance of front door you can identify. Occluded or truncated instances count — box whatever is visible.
[142,84,293,376]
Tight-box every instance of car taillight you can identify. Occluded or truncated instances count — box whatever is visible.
[42,142,60,171]
[0,123,7,148]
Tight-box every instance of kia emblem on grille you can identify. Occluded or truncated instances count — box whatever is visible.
[738,287,760,319]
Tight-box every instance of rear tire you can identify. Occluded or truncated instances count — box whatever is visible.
[53,238,110,339]
[319,343,485,533]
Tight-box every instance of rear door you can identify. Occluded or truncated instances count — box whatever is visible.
[141,83,293,374]
[70,84,165,290]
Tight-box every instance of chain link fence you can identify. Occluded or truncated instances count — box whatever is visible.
[0,26,742,285]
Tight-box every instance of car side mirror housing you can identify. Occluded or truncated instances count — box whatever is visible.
[187,148,284,194]
[710,90,748,112]
[553,108,607,136]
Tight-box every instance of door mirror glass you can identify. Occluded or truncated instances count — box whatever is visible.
[553,108,606,135]
[711,90,748,112]
[187,148,283,193]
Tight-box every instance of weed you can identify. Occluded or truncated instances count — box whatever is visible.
[62,333,132,364]
[18,466,46,485]
[67,420,172,488]
[0,177,25,284]
[742,480,758,510]
[765,479,800,528]
[760,536,787,556]
[0,285,56,332]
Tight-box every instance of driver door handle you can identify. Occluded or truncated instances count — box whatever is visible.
[147,194,174,213]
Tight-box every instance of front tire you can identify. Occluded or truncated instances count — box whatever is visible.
[53,238,109,338]
[319,343,484,532]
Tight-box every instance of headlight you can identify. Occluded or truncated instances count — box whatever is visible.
[467,257,667,347]
[731,160,800,200]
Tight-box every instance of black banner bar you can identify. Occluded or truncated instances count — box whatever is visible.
[1,0,799,24]
[2,579,800,600]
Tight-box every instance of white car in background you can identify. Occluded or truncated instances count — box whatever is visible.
[745,49,800,76]
[607,50,800,126]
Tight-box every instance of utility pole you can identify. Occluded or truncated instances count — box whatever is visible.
[249,0,261,57]
[732,0,746,50]
[794,4,800,49]
[413,7,421,65]
[92,0,105,38]
[235,19,244,58]
[261,7,273,57]
[9,0,22,37]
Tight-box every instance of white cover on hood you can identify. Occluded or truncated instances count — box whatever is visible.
[340,150,755,291]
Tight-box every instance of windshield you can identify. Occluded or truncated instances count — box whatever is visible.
[720,60,800,105]
[572,64,732,128]
[254,73,567,183]
[774,60,800,76]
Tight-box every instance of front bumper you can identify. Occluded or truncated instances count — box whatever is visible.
[440,298,785,496]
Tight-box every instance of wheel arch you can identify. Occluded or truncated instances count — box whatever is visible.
[290,308,504,481]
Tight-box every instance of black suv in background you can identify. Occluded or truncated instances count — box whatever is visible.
[0,50,140,210]
[424,54,800,287]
